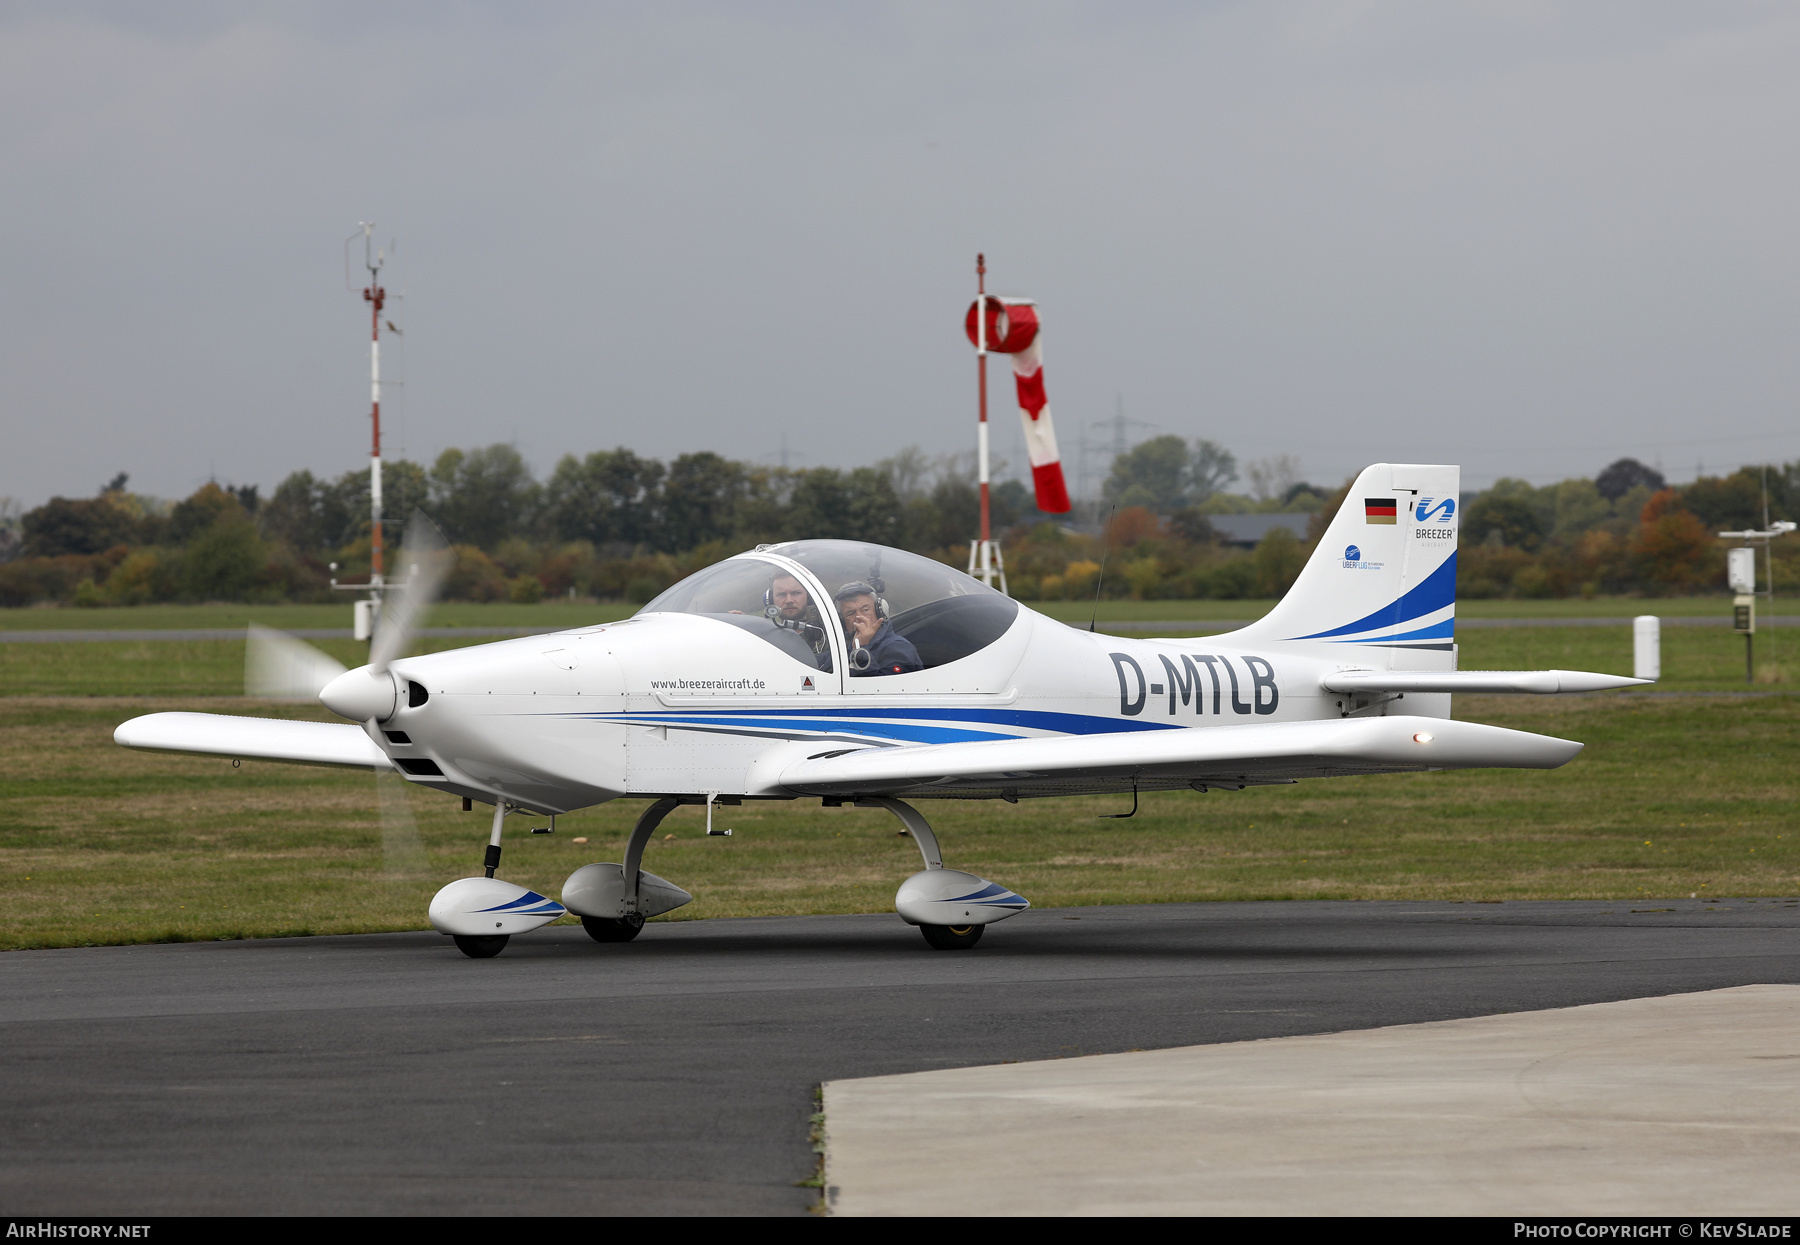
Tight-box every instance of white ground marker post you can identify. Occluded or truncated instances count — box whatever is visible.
[1633,615,1660,682]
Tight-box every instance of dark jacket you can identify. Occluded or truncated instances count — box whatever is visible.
[850,621,922,677]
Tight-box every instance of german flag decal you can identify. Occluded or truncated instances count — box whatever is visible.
[1364,498,1398,524]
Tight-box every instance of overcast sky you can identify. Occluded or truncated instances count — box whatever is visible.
[3,1,1796,509]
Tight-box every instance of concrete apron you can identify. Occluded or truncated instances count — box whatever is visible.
[823,984,1800,1216]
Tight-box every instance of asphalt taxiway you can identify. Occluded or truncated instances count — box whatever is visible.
[4,898,1797,1215]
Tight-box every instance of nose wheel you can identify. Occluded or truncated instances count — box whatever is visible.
[452,934,509,958]
[920,923,984,951]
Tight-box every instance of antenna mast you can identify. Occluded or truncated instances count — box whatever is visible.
[359,223,387,592]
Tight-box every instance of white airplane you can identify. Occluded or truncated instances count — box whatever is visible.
[115,463,1645,958]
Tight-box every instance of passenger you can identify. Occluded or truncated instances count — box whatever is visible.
[769,573,832,671]
[834,581,922,677]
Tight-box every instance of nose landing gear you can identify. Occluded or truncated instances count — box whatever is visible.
[430,802,569,958]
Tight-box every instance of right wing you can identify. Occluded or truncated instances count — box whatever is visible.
[115,712,392,770]
[1321,669,1648,694]
[772,714,1579,800]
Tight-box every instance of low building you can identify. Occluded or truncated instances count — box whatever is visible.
[1209,513,1312,548]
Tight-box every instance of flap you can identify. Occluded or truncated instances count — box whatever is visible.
[771,715,1580,799]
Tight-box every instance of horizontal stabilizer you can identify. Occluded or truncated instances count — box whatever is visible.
[773,714,1580,800]
[115,712,391,769]
[1321,669,1649,695]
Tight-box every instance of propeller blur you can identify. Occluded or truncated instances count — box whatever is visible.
[115,465,1648,957]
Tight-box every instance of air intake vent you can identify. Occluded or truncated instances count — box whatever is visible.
[394,758,444,776]
[408,681,429,708]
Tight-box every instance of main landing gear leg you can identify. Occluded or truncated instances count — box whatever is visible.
[856,796,942,869]
[857,797,1028,950]
[580,796,678,944]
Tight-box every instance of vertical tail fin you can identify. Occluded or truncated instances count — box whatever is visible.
[1229,463,1459,667]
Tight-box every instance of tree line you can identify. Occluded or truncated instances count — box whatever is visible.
[1,440,1794,608]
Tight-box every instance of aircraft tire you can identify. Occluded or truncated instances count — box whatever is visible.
[919,923,984,950]
[452,934,510,959]
[581,914,646,943]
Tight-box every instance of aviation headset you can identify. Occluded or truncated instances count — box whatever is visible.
[765,573,827,645]
[832,580,889,622]
[765,571,812,609]
[833,580,889,671]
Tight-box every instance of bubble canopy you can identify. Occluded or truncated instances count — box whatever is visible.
[639,541,1021,674]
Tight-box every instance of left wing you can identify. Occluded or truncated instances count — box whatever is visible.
[115,712,392,770]
[774,714,1578,800]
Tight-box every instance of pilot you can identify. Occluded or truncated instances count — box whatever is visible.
[769,572,832,670]
[834,581,922,677]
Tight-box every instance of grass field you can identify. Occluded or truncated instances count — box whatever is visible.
[3,591,1794,950]
[0,601,634,631]
[0,692,1794,950]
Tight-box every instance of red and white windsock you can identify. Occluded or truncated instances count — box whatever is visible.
[964,297,1072,514]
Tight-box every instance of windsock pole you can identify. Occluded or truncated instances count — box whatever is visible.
[975,253,991,585]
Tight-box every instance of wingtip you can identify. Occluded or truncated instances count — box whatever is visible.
[1552,670,1655,693]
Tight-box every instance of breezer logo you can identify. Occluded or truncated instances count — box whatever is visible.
[1415,497,1456,522]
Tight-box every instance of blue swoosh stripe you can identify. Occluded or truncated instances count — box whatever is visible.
[947,882,1011,902]
[1331,617,1455,644]
[575,706,1180,739]
[604,715,1012,744]
[787,707,1173,734]
[476,891,558,913]
[1290,552,1457,641]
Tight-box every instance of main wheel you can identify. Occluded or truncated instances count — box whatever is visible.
[581,914,646,943]
[453,934,509,958]
[919,923,984,950]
